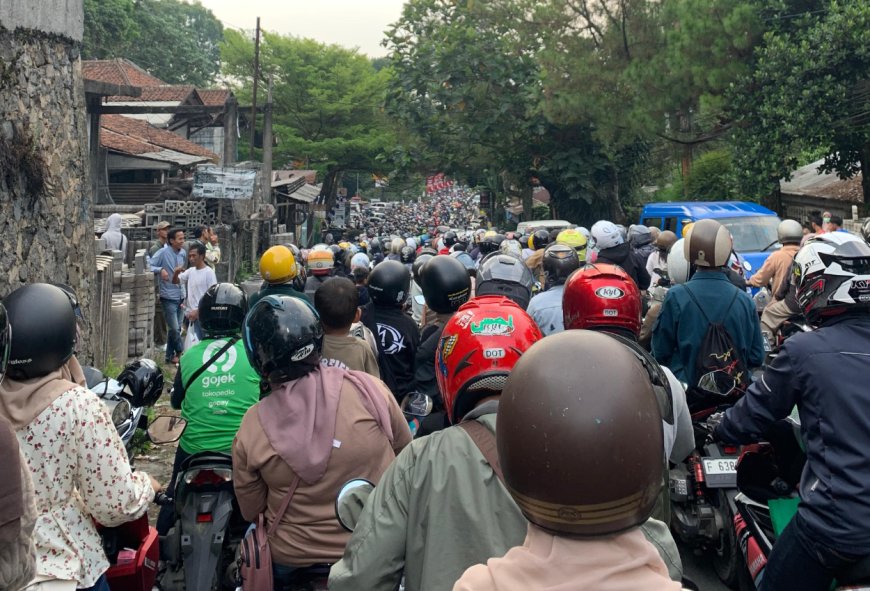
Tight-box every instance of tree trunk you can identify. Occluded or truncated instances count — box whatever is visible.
[0,10,97,362]
[610,163,628,224]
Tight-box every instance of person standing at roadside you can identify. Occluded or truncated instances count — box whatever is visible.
[149,221,170,258]
[151,228,187,364]
[149,221,171,346]
[173,242,217,341]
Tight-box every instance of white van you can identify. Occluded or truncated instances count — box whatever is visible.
[515,219,572,235]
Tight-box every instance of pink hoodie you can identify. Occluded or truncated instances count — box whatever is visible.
[454,524,684,591]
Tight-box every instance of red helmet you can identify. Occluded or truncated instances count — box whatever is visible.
[562,264,641,337]
[436,295,543,423]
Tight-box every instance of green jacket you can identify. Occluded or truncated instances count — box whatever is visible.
[328,404,683,591]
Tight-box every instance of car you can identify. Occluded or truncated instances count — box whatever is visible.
[515,219,572,235]
[639,201,781,281]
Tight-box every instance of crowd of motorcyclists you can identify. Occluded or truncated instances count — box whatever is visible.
[2,184,870,591]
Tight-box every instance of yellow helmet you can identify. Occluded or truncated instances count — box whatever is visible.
[556,229,588,262]
[259,246,297,284]
[338,241,351,250]
[681,222,694,238]
[307,249,335,276]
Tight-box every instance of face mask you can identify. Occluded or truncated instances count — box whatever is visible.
[823,217,831,224]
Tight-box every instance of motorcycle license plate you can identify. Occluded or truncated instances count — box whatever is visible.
[702,457,738,488]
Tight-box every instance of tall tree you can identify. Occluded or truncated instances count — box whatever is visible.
[82,0,224,86]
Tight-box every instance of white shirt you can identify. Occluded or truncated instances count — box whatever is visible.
[179,265,217,313]
[664,366,694,463]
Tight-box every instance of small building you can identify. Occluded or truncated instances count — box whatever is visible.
[780,159,864,222]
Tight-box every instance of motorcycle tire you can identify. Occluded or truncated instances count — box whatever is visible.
[713,490,743,589]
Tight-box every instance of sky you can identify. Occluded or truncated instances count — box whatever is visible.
[196,0,407,57]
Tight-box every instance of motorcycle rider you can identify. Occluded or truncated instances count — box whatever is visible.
[233,296,411,587]
[329,296,543,591]
[714,233,870,591]
[250,245,312,308]
[592,220,651,289]
[555,227,588,262]
[525,244,580,335]
[652,219,765,387]
[453,330,683,591]
[475,253,536,310]
[641,230,679,349]
[304,249,336,299]
[0,283,160,590]
[523,229,551,284]
[629,224,657,266]
[751,220,804,340]
[366,260,420,401]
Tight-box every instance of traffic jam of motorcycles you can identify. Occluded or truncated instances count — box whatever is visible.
[3,184,870,591]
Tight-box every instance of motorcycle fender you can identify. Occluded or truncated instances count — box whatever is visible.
[178,490,235,591]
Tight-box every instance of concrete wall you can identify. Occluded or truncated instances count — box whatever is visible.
[0,0,83,41]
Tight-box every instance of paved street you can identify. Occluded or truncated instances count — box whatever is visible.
[681,542,732,591]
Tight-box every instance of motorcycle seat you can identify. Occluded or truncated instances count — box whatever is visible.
[181,451,232,471]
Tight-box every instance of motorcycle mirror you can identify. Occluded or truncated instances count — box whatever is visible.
[742,260,752,272]
[697,370,737,397]
[147,415,187,444]
[401,391,434,418]
[335,478,375,532]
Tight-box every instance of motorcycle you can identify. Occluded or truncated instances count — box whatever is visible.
[670,370,746,587]
[99,495,170,591]
[733,413,870,590]
[148,416,246,591]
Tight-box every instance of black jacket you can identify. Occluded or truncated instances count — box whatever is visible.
[368,305,420,400]
[597,242,651,290]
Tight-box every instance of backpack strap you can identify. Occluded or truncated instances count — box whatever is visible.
[459,420,504,484]
[682,285,712,324]
[182,337,239,393]
[266,474,301,537]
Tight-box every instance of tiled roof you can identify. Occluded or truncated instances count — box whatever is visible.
[101,115,219,161]
[82,59,165,87]
[195,88,231,106]
[106,85,196,103]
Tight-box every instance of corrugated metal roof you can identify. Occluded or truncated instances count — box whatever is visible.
[780,159,863,203]
[289,184,321,204]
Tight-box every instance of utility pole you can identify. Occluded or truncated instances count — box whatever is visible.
[222,94,238,166]
[262,77,274,205]
[249,17,260,161]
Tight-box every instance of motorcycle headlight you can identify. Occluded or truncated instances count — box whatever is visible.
[110,398,131,429]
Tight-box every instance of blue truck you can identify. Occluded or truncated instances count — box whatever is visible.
[639,201,781,281]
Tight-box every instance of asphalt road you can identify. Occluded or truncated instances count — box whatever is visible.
[680,542,732,591]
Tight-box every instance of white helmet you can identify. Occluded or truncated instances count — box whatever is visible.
[793,232,870,322]
[777,219,804,245]
[667,238,691,285]
[590,221,624,250]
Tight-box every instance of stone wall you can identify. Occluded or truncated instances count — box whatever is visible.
[0,4,96,361]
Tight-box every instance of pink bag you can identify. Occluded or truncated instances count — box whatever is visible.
[239,475,300,591]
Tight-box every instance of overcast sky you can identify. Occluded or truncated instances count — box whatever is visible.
[197,0,407,57]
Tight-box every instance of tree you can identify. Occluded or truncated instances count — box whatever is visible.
[82,0,224,86]
[221,30,396,209]
[729,1,870,204]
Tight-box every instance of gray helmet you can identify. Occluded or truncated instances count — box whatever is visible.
[777,219,804,245]
[476,253,536,310]
[628,224,653,247]
[684,219,732,268]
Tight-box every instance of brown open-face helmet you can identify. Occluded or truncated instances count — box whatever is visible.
[684,218,732,268]
[497,330,663,537]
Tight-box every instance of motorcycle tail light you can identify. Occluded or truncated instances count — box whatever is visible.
[184,468,233,486]
[196,513,213,523]
[723,445,738,455]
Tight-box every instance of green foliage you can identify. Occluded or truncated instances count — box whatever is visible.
[684,149,741,201]
[100,356,124,380]
[83,0,224,86]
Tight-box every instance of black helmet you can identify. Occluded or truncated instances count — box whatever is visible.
[476,253,536,310]
[542,244,580,286]
[117,359,164,407]
[4,283,77,380]
[412,253,434,284]
[200,283,248,338]
[442,231,457,248]
[0,304,9,382]
[243,296,323,383]
[368,260,411,307]
[529,229,550,251]
[479,232,505,255]
[400,245,416,264]
[420,255,471,314]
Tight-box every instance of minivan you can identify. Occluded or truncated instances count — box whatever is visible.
[639,201,781,279]
[515,219,572,235]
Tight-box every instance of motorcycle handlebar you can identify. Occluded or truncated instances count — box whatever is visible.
[154,491,173,506]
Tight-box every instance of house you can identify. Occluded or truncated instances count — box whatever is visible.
[780,159,864,222]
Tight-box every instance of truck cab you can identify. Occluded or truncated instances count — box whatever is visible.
[639,201,781,280]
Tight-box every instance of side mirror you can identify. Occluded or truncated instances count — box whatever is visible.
[742,260,752,272]
[147,415,187,444]
[401,391,433,418]
[697,371,737,397]
[335,478,375,532]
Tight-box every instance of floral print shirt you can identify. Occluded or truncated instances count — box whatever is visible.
[17,387,152,587]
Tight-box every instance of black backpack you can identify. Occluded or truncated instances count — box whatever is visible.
[684,286,749,392]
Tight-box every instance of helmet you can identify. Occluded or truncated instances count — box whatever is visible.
[311,243,330,251]
[442,231,458,247]
[350,252,370,270]
[681,222,694,238]
[542,244,580,286]
[369,238,382,254]
[199,283,247,338]
[476,254,536,310]
[863,218,870,243]
[243,296,323,383]
[666,238,691,284]
[420,255,471,314]
[529,229,550,250]
[368,260,411,307]
[793,232,870,324]
[307,249,335,276]
[400,245,416,264]
[117,359,164,407]
[436,296,542,423]
[563,264,642,336]
[497,330,663,537]
[590,221,624,250]
[479,232,504,255]
[412,253,434,285]
[4,283,76,380]
[324,233,335,245]
[628,224,653,247]
[259,246,297,284]
[684,219,732,268]
[0,304,9,382]
[329,244,343,259]
[654,230,678,252]
[451,250,476,274]
[555,229,588,262]
[499,239,523,259]
[777,219,804,245]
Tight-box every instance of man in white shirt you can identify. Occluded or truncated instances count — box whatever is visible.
[173,242,217,340]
